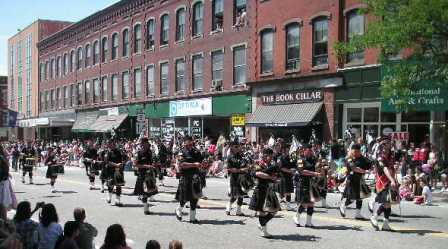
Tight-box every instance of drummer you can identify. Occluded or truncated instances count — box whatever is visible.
[45,147,65,193]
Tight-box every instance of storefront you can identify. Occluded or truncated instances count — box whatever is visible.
[37,110,76,140]
[145,93,251,141]
[248,76,342,143]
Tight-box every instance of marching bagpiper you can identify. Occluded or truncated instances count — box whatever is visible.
[293,144,320,228]
[45,147,66,193]
[104,140,125,206]
[370,143,399,231]
[339,144,372,219]
[225,140,250,216]
[21,141,36,184]
[249,148,281,238]
[83,140,99,190]
[273,140,295,211]
[175,136,205,223]
[135,138,158,215]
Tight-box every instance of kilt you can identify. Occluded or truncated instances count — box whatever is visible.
[107,170,125,187]
[275,174,294,195]
[176,174,202,203]
[134,175,145,195]
[46,166,58,179]
[249,183,280,213]
[317,176,328,199]
[100,165,110,181]
[143,169,158,196]
[22,158,35,172]
[375,184,400,205]
[295,176,320,204]
[229,174,246,198]
[343,174,370,200]
[86,161,101,176]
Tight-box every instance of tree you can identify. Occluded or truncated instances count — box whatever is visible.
[334,0,448,109]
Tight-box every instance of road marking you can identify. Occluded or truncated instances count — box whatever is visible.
[12,171,448,238]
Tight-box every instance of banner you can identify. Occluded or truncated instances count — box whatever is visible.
[169,98,212,117]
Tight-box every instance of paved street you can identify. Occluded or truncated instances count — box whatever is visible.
[9,167,448,249]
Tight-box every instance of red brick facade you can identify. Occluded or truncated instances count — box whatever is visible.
[38,0,252,114]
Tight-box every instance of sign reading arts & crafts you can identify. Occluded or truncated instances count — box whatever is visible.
[382,85,448,112]
[260,89,323,105]
[231,114,246,126]
[169,98,212,117]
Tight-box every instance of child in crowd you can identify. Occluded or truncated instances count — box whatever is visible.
[414,178,432,205]
[399,176,414,201]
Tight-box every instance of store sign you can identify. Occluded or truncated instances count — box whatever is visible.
[149,127,161,138]
[191,119,202,137]
[161,119,175,140]
[382,85,448,112]
[231,114,246,126]
[169,98,212,117]
[388,132,409,142]
[260,89,323,105]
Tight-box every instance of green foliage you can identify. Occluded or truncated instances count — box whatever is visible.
[335,0,448,106]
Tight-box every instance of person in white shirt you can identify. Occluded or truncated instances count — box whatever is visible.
[421,178,432,205]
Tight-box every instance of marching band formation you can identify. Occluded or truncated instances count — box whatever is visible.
[4,132,427,238]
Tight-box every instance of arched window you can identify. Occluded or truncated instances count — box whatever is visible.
[85,44,91,67]
[102,37,108,63]
[260,29,274,73]
[56,56,61,77]
[193,2,204,36]
[93,40,100,65]
[312,17,329,66]
[70,51,75,72]
[111,33,118,60]
[176,8,186,41]
[50,59,55,78]
[63,53,68,75]
[160,14,169,45]
[77,47,83,70]
[122,29,130,57]
[134,24,142,53]
[212,0,224,31]
[146,19,155,49]
[45,61,49,79]
[347,10,365,63]
[285,23,300,71]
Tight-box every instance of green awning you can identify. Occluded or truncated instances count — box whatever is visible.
[119,104,144,117]
[72,111,98,132]
[213,94,251,116]
[144,102,170,118]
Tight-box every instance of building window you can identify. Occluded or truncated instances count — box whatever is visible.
[93,41,100,65]
[123,29,130,57]
[261,29,274,73]
[64,54,69,75]
[45,61,49,79]
[111,33,119,60]
[77,83,83,105]
[56,56,61,77]
[211,50,224,83]
[233,45,246,84]
[70,51,75,72]
[175,59,185,92]
[347,11,365,64]
[146,19,155,49]
[50,59,55,78]
[64,86,70,108]
[85,44,91,67]
[111,75,118,101]
[134,68,142,98]
[234,0,247,27]
[56,88,60,109]
[286,23,300,71]
[40,92,45,111]
[160,62,169,95]
[160,14,169,46]
[84,81,91,104]
[312,17,329,66]
[212,0,224,31]
[134,24,142,53]
[102,37,108,63]
[193,2,204,36]
[146,65,155,96]
[102,77,108,102]
[122,71,129,99]
[192,54,203,90]
[71,84,75,107]
[40,63,45,82]
[176,9,186,41]
[93,79,100,103]
[77,48,83,70]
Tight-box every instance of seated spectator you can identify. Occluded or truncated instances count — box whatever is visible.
[399,177,414,201]
[414,178,433,205]
[14,201,42,249]
[73,208,97,249]
[145,240,160,249]
[168,240,182,249]
[57,221,80,249]
[38,203,63,249]
[208,154,223,177]
[100,224,130,249]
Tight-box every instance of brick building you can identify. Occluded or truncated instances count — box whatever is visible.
[245,0,383,143]
[38,0,252,140]
[7,20,72,141]
[0,76,8,140]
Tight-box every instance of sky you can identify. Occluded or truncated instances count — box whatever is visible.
[0,0,120,76]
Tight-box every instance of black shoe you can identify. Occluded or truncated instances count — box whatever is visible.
[189,219,200,224]
[196,205,201,209]
[101,190,105,193]
[226,211,231,216]
[144,211,151,215]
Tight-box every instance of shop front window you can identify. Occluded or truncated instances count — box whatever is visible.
[402,112,430,122]
[364,107,379,122]
[347,108,362,122]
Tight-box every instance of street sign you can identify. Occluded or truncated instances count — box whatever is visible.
[191,118,202,137]
[231,114,245,126]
